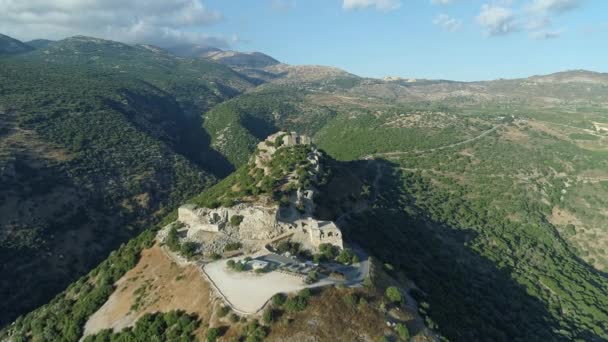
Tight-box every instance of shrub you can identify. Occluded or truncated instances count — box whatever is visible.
[285,296,308,312]
[298,288,312,299]
[217,305,230,317]
[229,313,239,323]
[395,323,410,341]
[272,293,286,307]
[385,286,402,304]
[337,249,356,264]
[206,327,221,342]
[230,215,244,226]
[225,242,242,251]
[262,308,274,325]
[180,242,197,258]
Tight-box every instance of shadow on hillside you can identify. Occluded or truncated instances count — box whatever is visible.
[106,89,235,178]
[335,159,599,342]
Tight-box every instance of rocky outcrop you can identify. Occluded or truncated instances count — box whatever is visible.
[178,203,283,241]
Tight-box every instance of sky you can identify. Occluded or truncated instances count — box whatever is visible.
[1,0,607,81]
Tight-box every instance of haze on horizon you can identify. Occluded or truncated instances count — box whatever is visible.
[1,0,606,81]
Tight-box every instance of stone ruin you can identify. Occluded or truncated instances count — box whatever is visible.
[170,131,343,252]
[178,203,283,241]
[308,220,343,249]
[282,131,312,146]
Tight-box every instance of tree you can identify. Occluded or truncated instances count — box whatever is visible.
[206,327,221,342]
[385,286,402,304]
[395,323,410,341]
[180,242,197,258]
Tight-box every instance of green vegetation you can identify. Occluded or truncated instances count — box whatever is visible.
[224,242,243,251]
[227,259,246,272]
[206,327,222,342]
[240,319,267,342]
[84,311,199,342]
[272,293,287,307]
[284,290,312,313]
[569,133,600,140]
[395,323,410,341]
[165,226,198,259]
[385,287,402,305]
[0,225,158,341]
[230,214,244,226]
[336,248,357,265]
[0,34,254,324]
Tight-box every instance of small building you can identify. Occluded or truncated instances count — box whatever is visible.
[249,260,269,271]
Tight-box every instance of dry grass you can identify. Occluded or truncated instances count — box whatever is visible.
[83,245,238,339]
[266,287,389,342]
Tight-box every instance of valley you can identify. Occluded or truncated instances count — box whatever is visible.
[0,32,607,342]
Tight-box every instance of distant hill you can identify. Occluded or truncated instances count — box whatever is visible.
[25,39,55,49]
[166,44,280,69]
[0,33,33,55]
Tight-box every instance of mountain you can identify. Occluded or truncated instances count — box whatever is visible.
[166,44,280,69]
[0,35,257,326]
[25,39,54,49]
[0,33,607,342]
[0,34,33,55]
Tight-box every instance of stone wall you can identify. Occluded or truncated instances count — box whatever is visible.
[308,219,343,249]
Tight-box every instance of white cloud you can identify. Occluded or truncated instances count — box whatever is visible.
[524,0,581,39]
[431,0,454,5]
[529,29,563,39]
[342,0,401,11]
[0,0,230,47]
[433,14,462,31]
[528,0,582,14]
[477,4,519,36]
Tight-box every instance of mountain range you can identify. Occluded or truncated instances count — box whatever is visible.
[1,33,607,341]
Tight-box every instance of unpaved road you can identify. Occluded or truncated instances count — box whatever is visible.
[363,124,504,160]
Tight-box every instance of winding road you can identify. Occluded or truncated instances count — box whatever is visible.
[363,124,504,160]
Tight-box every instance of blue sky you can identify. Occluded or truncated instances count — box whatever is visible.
[206,0,608,81]
[2,0,607,81]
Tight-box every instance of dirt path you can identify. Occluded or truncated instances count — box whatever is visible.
[363,124,504,160]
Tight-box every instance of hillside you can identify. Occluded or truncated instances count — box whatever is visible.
[166,44,280,69]
[0,34,33,55]
[0,34,257,325]
[1,133,436,342]
[0,32,607,341]
[191,70,608,340]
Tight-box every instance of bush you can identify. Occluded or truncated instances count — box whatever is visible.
[206,327,221,342]
[229,313,239,323]
[395,323,410,341]
[217,305,230,317]
[230,215,244,226]
[285,296,308,312]
[336,249,356,265]
[272,293,286,307]
[385,286,402,304]
[225,242,243,251]
[262,308,274,325]
[298,288,312,299]
[180,242,197,258]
